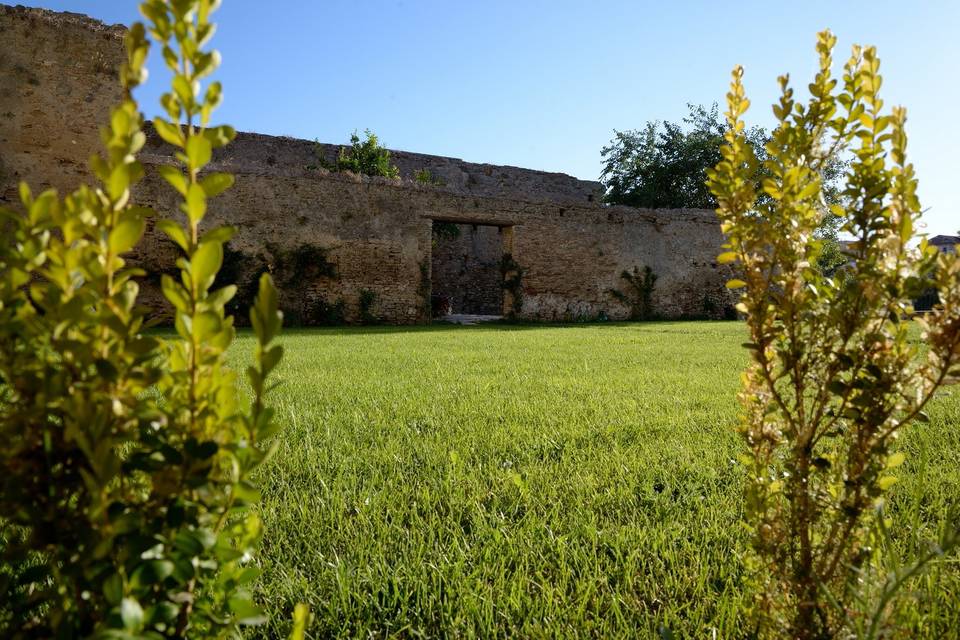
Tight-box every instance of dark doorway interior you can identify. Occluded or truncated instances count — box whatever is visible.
[431,222,504,316]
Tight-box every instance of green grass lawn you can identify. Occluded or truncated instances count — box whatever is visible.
[226,322,960,638]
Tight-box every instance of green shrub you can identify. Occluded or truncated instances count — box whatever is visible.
[265,242,337,287]
[298,296,346,327]
[215,243,269,324]
[359,289,379,325]
[321,129,400,179]
[607,265,657,320]
[415,168,446,186]
[0,1,287,637]
[500,254,525,316]
[432,220,461,241]
[708,31,960,639]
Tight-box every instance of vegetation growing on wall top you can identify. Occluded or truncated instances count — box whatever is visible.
[415,168,447,186]
[317,129,400,179]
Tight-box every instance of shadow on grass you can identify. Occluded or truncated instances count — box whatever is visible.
[236,318,744,338]
[147,319,742,338]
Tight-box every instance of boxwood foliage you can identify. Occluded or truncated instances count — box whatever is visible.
[708,31,960,639]
[0,1,292,637]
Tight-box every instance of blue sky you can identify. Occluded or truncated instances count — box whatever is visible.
[25,1,959,235]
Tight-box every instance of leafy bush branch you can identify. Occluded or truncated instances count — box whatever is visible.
[708,30,960,639]
[0,1,293,637]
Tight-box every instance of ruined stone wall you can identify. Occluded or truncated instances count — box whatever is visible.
[0,5,126,202]
[0,4,736,325]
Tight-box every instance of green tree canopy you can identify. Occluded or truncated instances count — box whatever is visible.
[601,103,847,210]
[600,104,758,209]
[601,103,847,274]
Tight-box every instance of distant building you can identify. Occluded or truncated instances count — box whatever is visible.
[914,235,958,312]
[930,235,959,254]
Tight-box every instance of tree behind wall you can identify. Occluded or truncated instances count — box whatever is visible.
[600,103,762,209]
[601,103,847,274]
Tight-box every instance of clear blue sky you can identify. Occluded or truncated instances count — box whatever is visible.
[24,0,960,235]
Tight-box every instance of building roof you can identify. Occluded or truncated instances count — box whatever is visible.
[930,235,960,246]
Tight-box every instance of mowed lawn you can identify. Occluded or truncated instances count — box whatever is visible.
[225,322,960,638]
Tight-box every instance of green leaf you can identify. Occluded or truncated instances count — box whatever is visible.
[192,311,221,341]
[152,601,180,625]
[158,165,188,196]
[19,181,32,206]
[234,566,262,587]
[186,135,213,169]
[186,439,218,460]
[261,344,283,375]
[161,274,190,313]
[827,380,847,395]
[201,172,234,197]
[111,106,131,135]
[109,214,145,254]
[253,273,281,344]
[107,163,131,201]
[204,124,236,149]
[228,594,267,626]
[248,365,263,395]
[208,284,237,308]
[192,240,223,289]
[172,74,194,106]
[185,182,207,223]
[717,251,738,264]
[157,219,189,251]
[130,560,174,589]
[103,573,123,606]
[877,476,898,491]
[204,80,223,109]
[289,603,310,640]
[234,480,261,503]
[121,597,144,631]
[200,225,236,244]
[172,531,205,556]
[153,117,184,146]
[886,452,906,469]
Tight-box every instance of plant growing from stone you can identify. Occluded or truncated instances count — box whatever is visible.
[607,265,657,320]
[320,129,400,179]
[0,0,289,637]
[415,168,446,186]
[708,31,960,638]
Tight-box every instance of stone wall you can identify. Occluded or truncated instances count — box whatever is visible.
[0,4,736,325]
[0,5,126,202]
